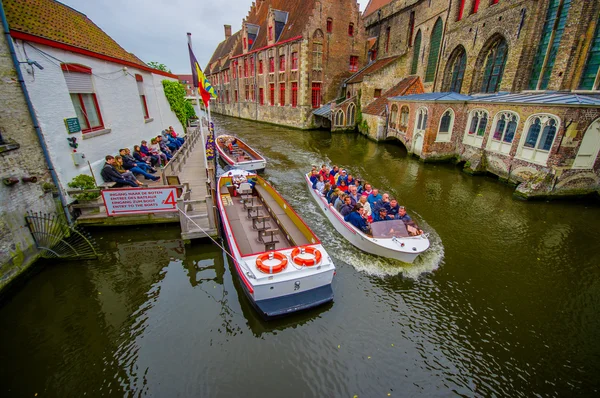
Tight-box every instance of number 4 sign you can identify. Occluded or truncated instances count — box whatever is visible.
[102,187,179,216]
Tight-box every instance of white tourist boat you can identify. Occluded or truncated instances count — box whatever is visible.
[217,170,335,318]
[305,174,430,263]
[216,135,266,171]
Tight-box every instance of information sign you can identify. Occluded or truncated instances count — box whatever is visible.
[64,117,81,134]
[102,187,178,216]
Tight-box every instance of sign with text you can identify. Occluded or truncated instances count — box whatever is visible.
[102,187,178,216]
[64,117,81,134]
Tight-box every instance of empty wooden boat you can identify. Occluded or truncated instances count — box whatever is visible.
[217,170,335,318]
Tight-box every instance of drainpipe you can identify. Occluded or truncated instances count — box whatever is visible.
[0,1,72,223]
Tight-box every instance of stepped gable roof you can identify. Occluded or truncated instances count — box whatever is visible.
[363,0,395,17]
[205,30,240,74]
[231,0,316,58]
[4,0,147,69]
[363,76,423,115]
[346,56,399,84]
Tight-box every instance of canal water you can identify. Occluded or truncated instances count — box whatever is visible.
[1,115,599,397]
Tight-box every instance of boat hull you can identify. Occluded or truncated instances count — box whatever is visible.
[217,174,335,319]
[216,138,266,171]
[305,175,429,263]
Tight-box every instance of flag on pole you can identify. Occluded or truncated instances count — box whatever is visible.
[188,43,213,106]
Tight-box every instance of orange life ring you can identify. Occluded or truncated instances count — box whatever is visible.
[256,252,288,274]
[291,247,322,267]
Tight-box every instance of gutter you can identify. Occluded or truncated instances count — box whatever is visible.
[0,0,72,223]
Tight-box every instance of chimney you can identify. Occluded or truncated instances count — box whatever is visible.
[224,25,232,39]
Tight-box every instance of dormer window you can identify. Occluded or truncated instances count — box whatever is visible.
[246,23,259,50]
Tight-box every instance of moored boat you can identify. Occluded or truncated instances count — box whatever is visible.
[216,135,266,171]
[217,170,335,318]
[305,173,430,263]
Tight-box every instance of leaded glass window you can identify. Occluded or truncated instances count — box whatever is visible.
[450,49,466,93]
[425,19,443,82]
[411,30,422,75]
[529,0,572,90]
[481,39,508,93]
[579,19,600,90]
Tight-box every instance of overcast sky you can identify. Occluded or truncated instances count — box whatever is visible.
[60,0,367,74]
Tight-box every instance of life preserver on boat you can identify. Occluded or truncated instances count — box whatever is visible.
[256,252,288,274]
[290,247,322,267]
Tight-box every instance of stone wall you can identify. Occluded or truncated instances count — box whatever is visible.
[0,31,57,290]
[388,96,600,198]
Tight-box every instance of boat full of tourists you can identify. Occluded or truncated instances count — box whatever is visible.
[216,135,266,171]
[305,173,430,263]
[217,170,335,318]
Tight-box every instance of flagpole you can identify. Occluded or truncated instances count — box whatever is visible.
[187,32,208,172]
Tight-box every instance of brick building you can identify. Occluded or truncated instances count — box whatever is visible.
[352,0,600,198]
[177,74,195,97]
[205,0,366,129]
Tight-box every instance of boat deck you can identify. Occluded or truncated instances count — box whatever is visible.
[220,184,309,256]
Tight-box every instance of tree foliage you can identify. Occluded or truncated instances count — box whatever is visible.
[147,61,171,73]
[162,80,196,130]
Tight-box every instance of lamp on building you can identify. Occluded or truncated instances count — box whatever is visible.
[19,58,44,70]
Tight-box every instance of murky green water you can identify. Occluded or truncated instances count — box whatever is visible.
[1,115,600,397]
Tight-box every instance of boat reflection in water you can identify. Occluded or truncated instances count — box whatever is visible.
[224,253,333,337]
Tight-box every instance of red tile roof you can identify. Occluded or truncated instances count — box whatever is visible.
[240,0,316,53]
[363,76,424,115]
[206,30,240,74]
[206,1,318,73]
[4,0,176,78]
[346,56,399,84]
[363,0,395,17]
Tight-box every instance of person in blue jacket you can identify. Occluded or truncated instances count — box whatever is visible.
[367,188,382,208]
[371,207,392,222]
[344,204,371,234]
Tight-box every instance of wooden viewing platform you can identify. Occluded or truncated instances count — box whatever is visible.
[71,124,219,240]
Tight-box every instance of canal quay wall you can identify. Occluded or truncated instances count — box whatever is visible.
[0,29,59,290]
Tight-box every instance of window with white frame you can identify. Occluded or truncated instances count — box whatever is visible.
[62,63,104,133]
[415,107,428,133]
[135,74,150,119]
[390,104,398,129]
[399,105,410,131]
[517,114,560,165]
[436,109,454,142]
[347,103,356,126]
[334,110,345,126]
[463,109,489,148]
[488,111,518,154]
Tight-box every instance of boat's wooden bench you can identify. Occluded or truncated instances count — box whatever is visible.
[258,229,279,251]
[254,184,310,247]
[222,200,253,255]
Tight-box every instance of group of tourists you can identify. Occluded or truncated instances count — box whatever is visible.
[100,126,184,187]
[309,164,422,236]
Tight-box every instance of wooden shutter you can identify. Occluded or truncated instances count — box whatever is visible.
[579,17,600,89]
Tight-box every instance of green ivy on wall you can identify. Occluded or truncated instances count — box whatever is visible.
[162,80,196,130]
